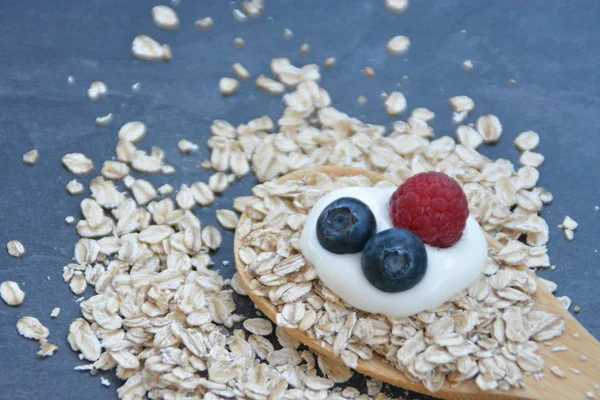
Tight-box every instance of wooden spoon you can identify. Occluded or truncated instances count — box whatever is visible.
[234,166,600,400]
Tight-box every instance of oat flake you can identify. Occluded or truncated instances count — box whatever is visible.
[0,281,25,306]
[6,240,25,258]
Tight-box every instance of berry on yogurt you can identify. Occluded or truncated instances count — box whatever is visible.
[389,172,469,248]
[361,228,427,293]
[316,197,376,254]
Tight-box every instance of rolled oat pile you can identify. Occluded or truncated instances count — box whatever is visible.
[59,56,563,399]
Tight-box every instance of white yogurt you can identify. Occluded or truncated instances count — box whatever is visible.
[300,187,488,317]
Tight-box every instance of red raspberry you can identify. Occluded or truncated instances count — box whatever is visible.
[389,172,469,248]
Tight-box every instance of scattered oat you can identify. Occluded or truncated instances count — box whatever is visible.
[157,184,174,196]
[231,272,247,296]
[176,184,195,210]
[550,365,565,378]
[366,378,383,396]
[364,66,375,79]
[63,153,94,175]
[385,0,410,13]
[243,318,273,336]
[118,121,146,143]
[68,318,101,361]
[65,216,76,225]
[177,139,198,154]
[233,8,247,23]
[68,75,75,85]
[574,305,581,313]
[357,95,367,105]
[124,176,137,189]
[586,392,596,399]
[152,5,180,30]
[132,35,170,62]
[387,35,410,55]
[216,209,239,230]
[232,63,250,80]
[324,57,336,68]
[67,179,85,196]
[38,339,58,357]
[477,114,503,143]
[233,196,253,213]
[564,229,574,241]
[101,377,111,387]
[51,307,61,318]
[509,79,517,87]
[17,317,49,340]
[384,91,407,116]
[161,164,176,175]
[202,226,222,251]
[256,75,285,96]
[571,368,581,375]
[1,281,25,306]
[283,28,293,40]
[520,151,544,167]
[95,112,113,127]
[131,82,141,92]
[561,216,578,231]
[411,108,435,123]
[131,151,162,174]
[270,58,321,87]
[558,295,572,310]
[195,17,213,31]
[300,43,311,55]
[551,346,567,352]
[191,182,214,206]
[101,161,129,180]
[23,149,39,165]
[208,172,230,193]
[87,81,108,101]
[241,0,264,17]
[69,272,87,295]
[6,240,25,258]
[449,95,474,113]
[449,95,475,124]
[234,37,245,48]
[574,333,580,339]
[456,125,483,149]
[580,355,588,361]
[514,130,539,151]
[462,59,473,72]
[219,77,239,97]
[131,179,157,205]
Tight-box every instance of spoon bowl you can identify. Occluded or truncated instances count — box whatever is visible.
[234,166,600,400]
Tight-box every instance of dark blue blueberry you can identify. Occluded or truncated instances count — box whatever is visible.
[316,197,376,254]
[361,228,427,293]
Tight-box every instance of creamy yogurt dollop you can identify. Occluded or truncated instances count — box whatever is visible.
[300,186,488,317]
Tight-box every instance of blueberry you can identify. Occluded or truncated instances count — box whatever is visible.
[316,197,376,254]
[361,228,427,293]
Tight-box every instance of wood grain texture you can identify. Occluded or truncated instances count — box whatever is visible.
[234,166,600,400]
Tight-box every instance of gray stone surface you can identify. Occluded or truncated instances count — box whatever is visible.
[0,1,598,399]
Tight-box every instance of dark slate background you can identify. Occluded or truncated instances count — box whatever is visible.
[0,1,599,399]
